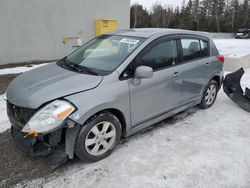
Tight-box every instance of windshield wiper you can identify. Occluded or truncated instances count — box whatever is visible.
[60,57,99,75]
[58,58,82,73]
[67,63,99,76]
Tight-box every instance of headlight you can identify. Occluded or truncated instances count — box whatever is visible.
[22,100,75,135]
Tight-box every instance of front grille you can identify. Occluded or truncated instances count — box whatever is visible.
[7,101,36,129]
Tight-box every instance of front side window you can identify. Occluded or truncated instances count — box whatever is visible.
[135,40,177,71]
[62,35,144,75]
[181,39,209,61]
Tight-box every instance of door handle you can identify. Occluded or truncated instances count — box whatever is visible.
[172,72,180,77]
[205,62,211,67]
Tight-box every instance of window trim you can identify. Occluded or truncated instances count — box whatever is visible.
[119,34,211,81]
[136,39,178,71]
[119,35,180,80]
[178,35,210,64]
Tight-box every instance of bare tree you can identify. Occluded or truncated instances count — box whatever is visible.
[130,0,248,32]
[162,6,174,28]
[151,3,164,27]
[131,4,144,28]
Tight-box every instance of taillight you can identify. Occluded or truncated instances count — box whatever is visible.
[216,55,224,63]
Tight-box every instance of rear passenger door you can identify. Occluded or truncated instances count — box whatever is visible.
[179,36,210,103]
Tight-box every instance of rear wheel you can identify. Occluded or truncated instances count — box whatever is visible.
[75,111,122,162]
[199,80,218,109]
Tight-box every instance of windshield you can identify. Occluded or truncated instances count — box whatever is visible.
[63,35,144,75]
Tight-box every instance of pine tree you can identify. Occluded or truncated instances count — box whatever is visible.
[192,0,200,30]
[231,0,240,32]
[130,0,248,32]
[130,4,151,28]
[242,0,249,27]
[178,0,193,29]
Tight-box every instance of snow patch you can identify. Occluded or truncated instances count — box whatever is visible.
[0,95,9,133]
[18,70,250,188]
[0,63,52,75]
[214,39,250,58]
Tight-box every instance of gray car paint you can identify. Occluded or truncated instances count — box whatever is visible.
[129,65,183,126]
[6,29,223,137]
[6,63,103,108]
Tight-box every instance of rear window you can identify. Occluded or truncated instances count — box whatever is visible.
[181,39,209,61]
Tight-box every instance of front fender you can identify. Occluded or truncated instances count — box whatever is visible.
[64,78,130,131]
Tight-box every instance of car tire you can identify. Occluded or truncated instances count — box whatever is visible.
[199,80,218,109]
[75,111,122,162]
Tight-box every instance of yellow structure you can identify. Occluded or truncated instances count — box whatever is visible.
[63,36,80,44]
[95,19,118,36]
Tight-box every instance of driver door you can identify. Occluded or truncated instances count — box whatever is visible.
[127,37,183,126]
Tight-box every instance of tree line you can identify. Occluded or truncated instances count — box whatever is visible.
[130,0,250,32]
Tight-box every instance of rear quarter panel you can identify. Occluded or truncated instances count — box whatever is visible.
[209,38,224,88]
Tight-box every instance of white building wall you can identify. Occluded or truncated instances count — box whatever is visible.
[0,0,130,65]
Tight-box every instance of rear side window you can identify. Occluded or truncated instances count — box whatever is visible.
[211,41,219,56]
[181,39,209,61]
[136,40,177,70]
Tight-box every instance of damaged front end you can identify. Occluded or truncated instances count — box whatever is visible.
[223,68,250,112]
[7,100,80,169]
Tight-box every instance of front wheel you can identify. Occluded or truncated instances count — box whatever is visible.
[199,80,218,109]
[75,111,122,162]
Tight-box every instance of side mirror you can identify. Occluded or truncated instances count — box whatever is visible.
[134,66,153,79]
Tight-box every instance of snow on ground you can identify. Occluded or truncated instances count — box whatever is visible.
[0,63,51,75]
[1,40,250,187]
[9,70,250,187]
[0,95,9,133]
[214,39,250,58]
[0,62,53,132]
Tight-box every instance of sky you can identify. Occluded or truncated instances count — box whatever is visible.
[130,0,184,10]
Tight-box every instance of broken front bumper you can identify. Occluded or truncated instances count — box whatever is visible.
[11,126,62,157]
[7,100,80,159]
[223,68,250,112]
[11,121,80,159]
[11,122,80,169]
[11,126,40,156]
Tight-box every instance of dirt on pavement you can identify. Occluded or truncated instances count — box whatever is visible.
[0,129,81,188]
[0,73,79,187]
[0,130,50,187]
[0,74,19,95]
[0,70,196,187]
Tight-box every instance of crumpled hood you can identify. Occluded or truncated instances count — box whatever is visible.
[6,62,103,109]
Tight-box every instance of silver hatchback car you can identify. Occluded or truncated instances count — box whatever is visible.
[6,29,224,162]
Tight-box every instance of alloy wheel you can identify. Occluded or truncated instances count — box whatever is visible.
[205,84,217,105]
[85,121,116,156]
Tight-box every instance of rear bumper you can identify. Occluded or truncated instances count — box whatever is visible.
[223,68,250,112]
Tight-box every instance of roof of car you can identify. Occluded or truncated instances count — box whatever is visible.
[108,28,210,39]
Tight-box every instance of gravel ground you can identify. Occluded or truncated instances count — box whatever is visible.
[0,72,185,187]
[0,130,50,187]
[0,129,86,188]
[1,51,250,187]
[0,112,183,187]
[0,73,78,187]
[0,74,19,95]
